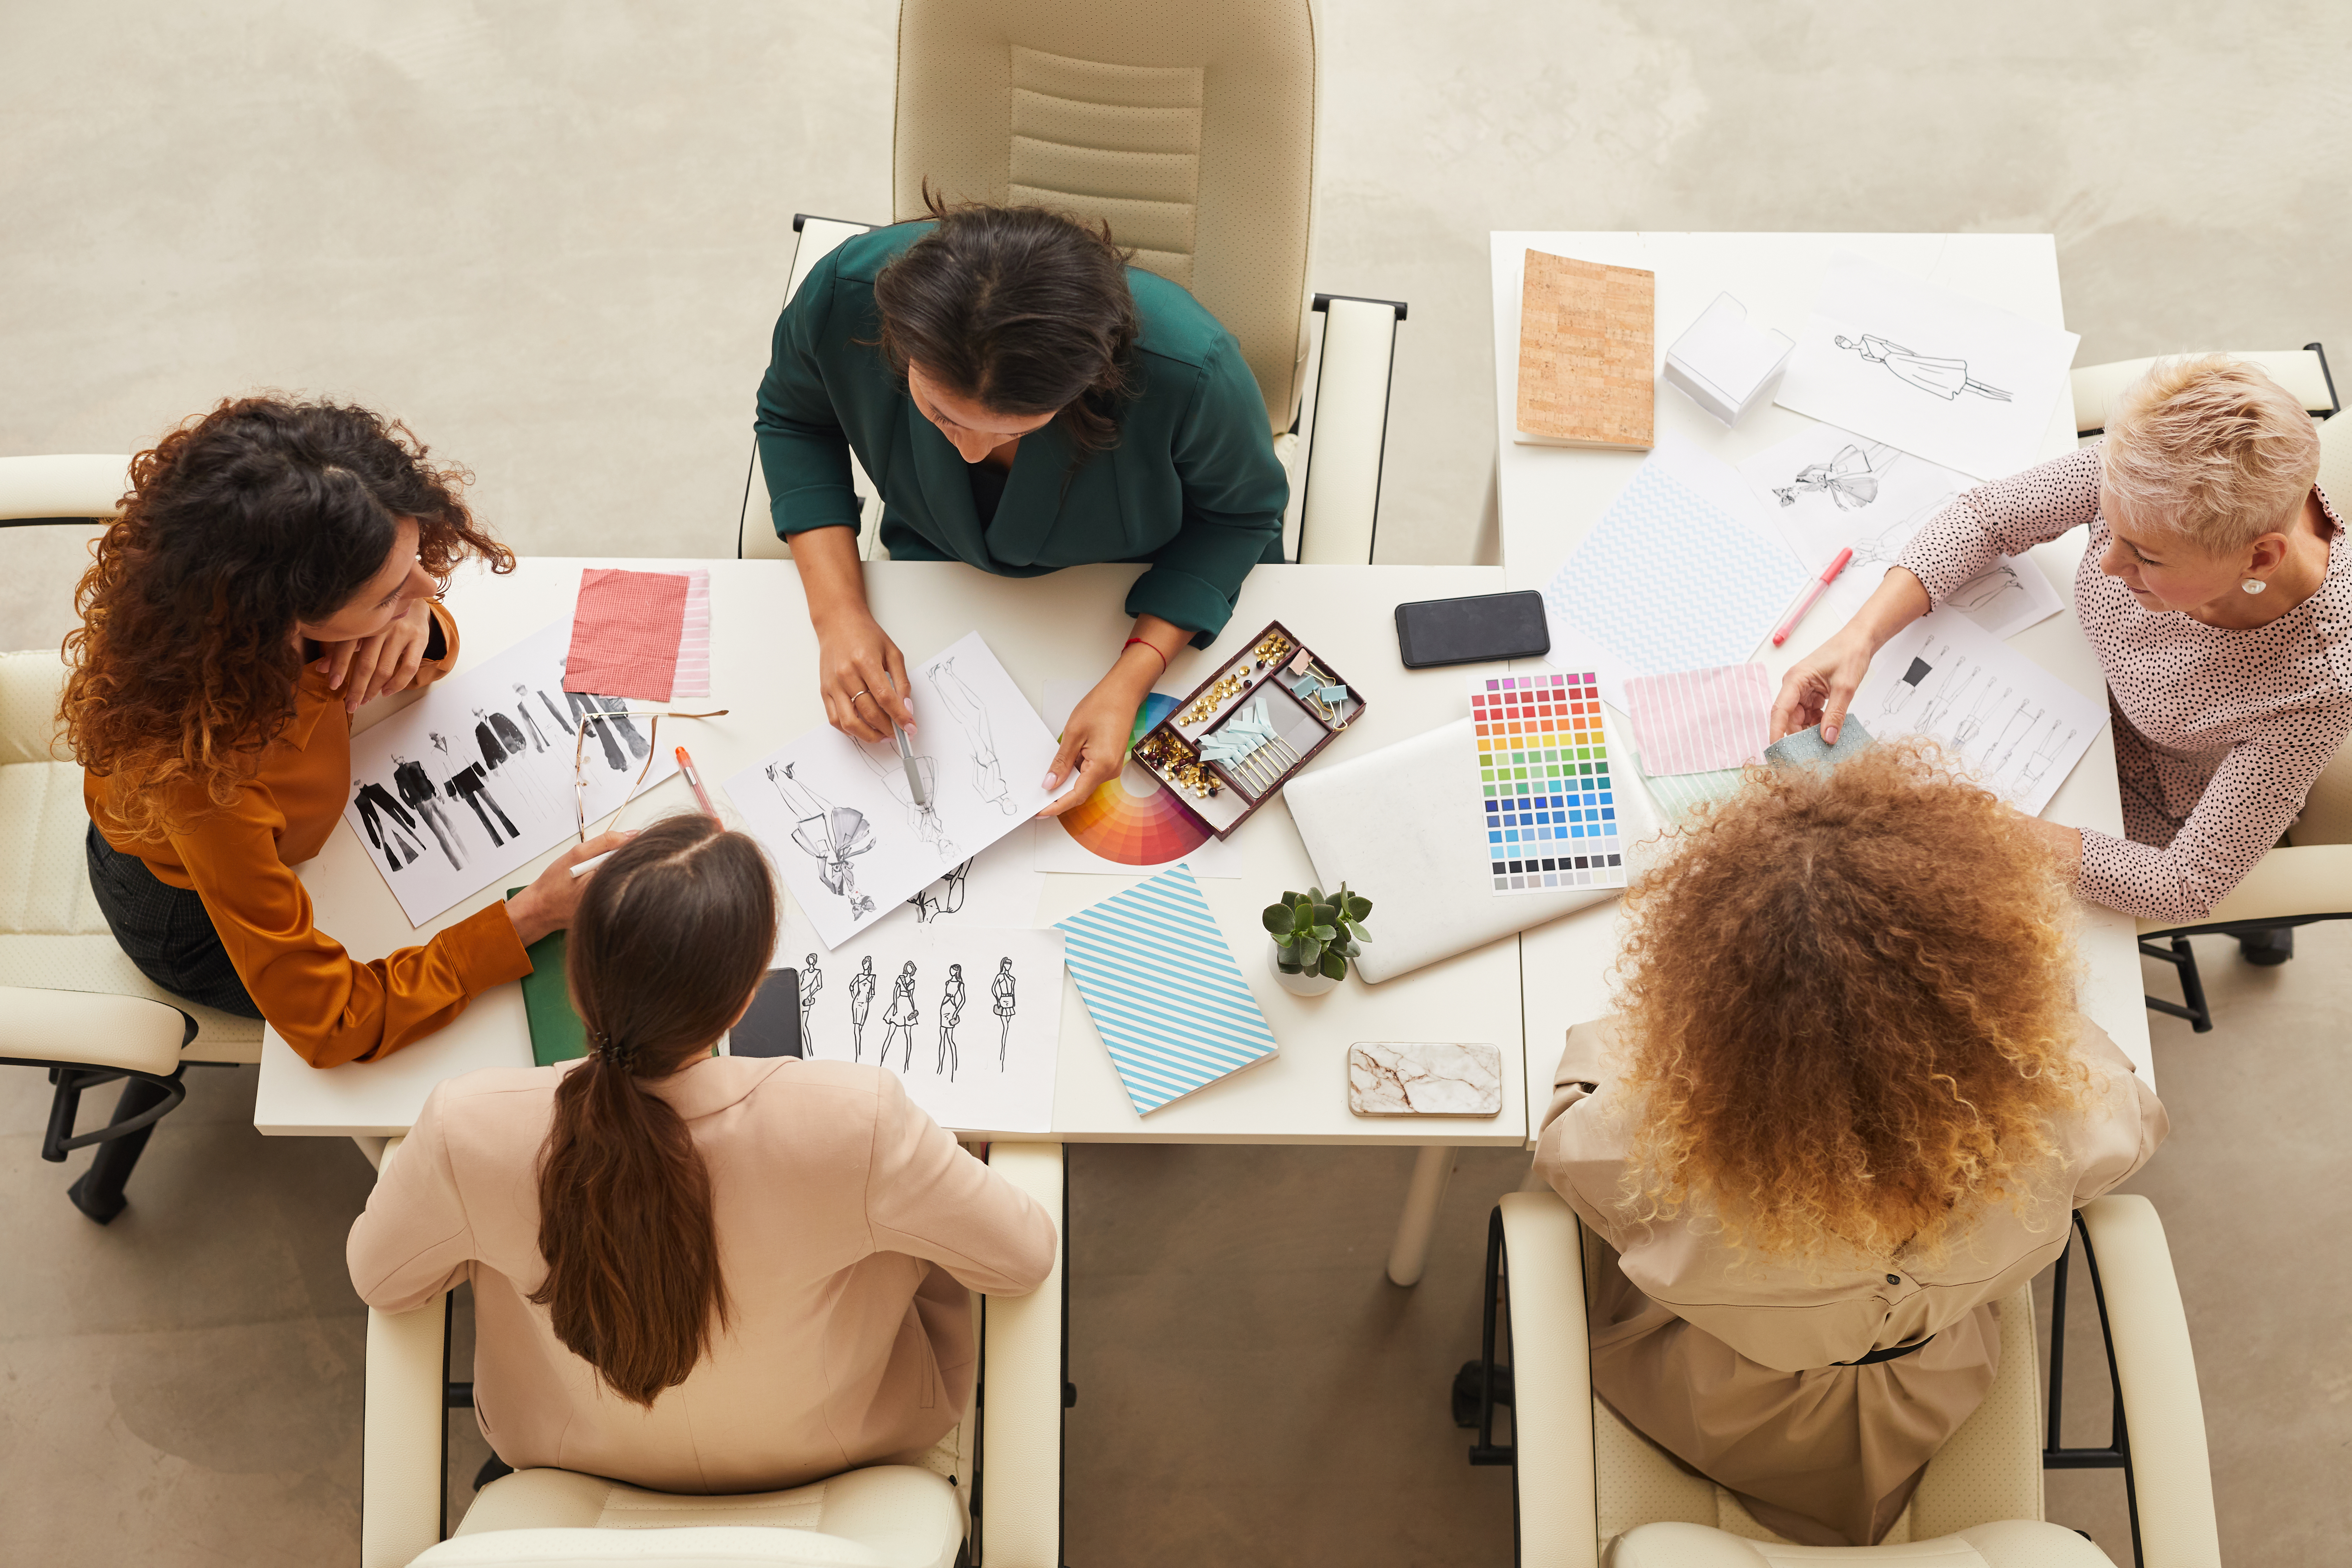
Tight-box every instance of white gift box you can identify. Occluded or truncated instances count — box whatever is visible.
[1662,292,1794,427]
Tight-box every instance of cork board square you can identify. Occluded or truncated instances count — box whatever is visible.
[1516,251,1656,450]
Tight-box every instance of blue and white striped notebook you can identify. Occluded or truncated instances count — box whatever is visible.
[1056,864,1279,1115]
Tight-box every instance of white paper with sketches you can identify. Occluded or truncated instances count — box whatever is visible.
[725,631,1058,949]
[861,830,1046,938]
[1739,423,2064,644]
[344,617,679,925]
[1850,607,2106,816]
[1775,251,2079,480]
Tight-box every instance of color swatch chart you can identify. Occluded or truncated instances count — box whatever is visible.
[1470,672,1626,895]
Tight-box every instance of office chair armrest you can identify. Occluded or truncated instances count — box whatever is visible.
[364,1287,451,1568]
[0,453,132,523]
[0,986,188,1076]
[1499,1190,1602,1568]
[979,1143,1065,1568]
[2136,844,2352,937]
[1296,294,1406,565]
[2078,1196,2222,1568]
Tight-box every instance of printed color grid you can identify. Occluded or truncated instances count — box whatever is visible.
[1471,672,1628,895]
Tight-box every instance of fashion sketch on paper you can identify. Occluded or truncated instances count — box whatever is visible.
[1916,654,1973,732]
[856,736,959,860]
[392,753,466,869]
[1955,681,2009,748]
[936,964,966,1080]
[1879,651,1935,718]
[929,656,1015,813]
[511,684,551,752]
[767,762,876,920]
[798,954,822,1050]
[905,859,971,924]
[992,956,1016,1069]
[2019,725,2075,789]
[880,961,919,1073]
[435,729,518,845]
[1773,442,1895,510]
[1987,701,2041,774]
[475,705,558,816]
[1833,334,2011,401]
[848,955,877,1061]
[352,779,423,872]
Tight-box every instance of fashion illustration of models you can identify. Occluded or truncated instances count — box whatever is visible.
[1773,442,1893,510]
[434,730,518,845]
[992,956,1016,1069]
[392,753,465,868]
[512,684,550,752]
[930,656,1014,812]
[880,961,919,1072]
[848,955,876,1060]
[768,762,876,920]
[906,859,970,923]
[352,779,422,872]
[1833,334,2011,401]
[856,736,959,860]
[936,963,966,1080]
[798,953,822,1050]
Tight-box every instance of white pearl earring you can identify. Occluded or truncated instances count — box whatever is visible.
[2242,578,2268,595]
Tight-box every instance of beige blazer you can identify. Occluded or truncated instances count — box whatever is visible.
[348,1056,1057,1494]
[1535,1015,2165,1547]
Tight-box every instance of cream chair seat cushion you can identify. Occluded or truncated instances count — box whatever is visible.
[419,1465,963,1568]
[0,651,261,1064]
[1606,1519,2113,1567]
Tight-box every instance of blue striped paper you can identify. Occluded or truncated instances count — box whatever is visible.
[1056,864,1279,1115]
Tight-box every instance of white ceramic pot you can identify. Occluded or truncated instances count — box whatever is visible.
[1267,942,1339,997]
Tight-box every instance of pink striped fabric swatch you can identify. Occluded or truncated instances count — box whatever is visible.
[1623,663,1773,776]
[671,569,711,699]
[564,569,688,701]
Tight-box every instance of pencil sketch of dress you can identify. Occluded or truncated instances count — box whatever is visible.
[906,860,971,924]
[798,953,822,1052]
[855,738,959,860]
[1833,334,2011,401]
[936,964,965,1080]
[929,656,1014,813]
[768,762,876,920]
[393,755,465,869]
[353,780,422,871]
[848,956,876,1061]
[991,957,1016,1069]
[1773,442,1893,510]
[880,961,919,1072]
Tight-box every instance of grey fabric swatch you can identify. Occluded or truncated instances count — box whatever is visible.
[1763,717,1875,774]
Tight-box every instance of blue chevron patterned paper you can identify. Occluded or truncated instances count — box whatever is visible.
[1056,864,1279,1115]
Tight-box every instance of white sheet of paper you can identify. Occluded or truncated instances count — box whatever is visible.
[1775,252,2080,480]
[342,617,679,925]
[725,632,1058,950]
[1851,608,2107,816]
[772,918,1065,1135]
[1738,423,2064,644]
[1031,679,1239,876]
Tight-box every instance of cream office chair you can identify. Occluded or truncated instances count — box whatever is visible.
[363,1139,1072,1568]
[2072,343,2336,438]
[0,454,266,1223]
[1464,1192,2219,1568]
[738,0,1402,570]
[2136,397,2352,1030]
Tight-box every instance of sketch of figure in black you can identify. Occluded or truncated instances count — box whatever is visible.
[1833,334,2011,401]
[991,957,1016,1069]
[1916,654,1972,732]
[856,736,958,860]
[476,705,558,817]
[2018,725,2076,790]
[768,762,876,919]
[393,753,465,869]
[436,728,518,845]
[559,662,627,771]
[536,687,572,740]
[1773,441,1894,510]
[352,778,422,871]
[848,956,876,1060]
[1878,647,1935,717]
[929,656,1014,812]
[880,961,919,1072]
[798,953,822,1051]
[905,859,971,923]
[1954,682,2008,748]
[934,963,966,1079]
[511,684,551,752]
[592,694,650,760]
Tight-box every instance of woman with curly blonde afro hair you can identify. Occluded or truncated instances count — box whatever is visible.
[67,398,627,1089]
[1533,739,2166,1547]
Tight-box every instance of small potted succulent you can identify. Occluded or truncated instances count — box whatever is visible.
[1261,883,1373,997]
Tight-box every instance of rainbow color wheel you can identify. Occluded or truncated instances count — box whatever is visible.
[1052,692,1217,866]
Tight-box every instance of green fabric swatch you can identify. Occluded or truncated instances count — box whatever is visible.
[1636,766,1749,826]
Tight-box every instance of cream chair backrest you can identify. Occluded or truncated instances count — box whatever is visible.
[2290,409,2352,845]
[892,0,1318,436]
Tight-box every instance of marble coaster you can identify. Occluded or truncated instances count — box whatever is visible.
[1347,1042,1504,1116]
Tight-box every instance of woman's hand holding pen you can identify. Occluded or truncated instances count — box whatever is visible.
[793,524,916,743]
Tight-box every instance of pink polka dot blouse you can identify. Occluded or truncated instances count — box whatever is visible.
[1897,446,2350,924]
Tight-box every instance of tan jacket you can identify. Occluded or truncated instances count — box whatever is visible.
[1535,1015,2165,1546]
[348,1055,1057,1494]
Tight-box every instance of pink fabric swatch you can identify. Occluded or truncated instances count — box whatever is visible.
[671,569,711,699]
[564,569,690,701]
[1624,663,1773,775]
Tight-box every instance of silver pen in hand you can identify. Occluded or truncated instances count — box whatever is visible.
[888,672,927,807]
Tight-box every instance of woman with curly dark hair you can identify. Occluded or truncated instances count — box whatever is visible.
[755,196,1290,817]
[1533,740,2166,1547]
[65,397,626,1069]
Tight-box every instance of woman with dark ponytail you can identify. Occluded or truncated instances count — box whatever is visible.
[347,814,1056,1491]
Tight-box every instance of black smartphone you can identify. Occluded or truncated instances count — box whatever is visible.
[728,968,803,1058]
[1393,590,1551,669]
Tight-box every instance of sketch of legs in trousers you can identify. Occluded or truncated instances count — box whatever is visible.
[1954,681,2008,748]
[593,695,650,759]
[1917,655,1974,732]
[929,657,1014,812]
[393,756,465,869]
[513,685,551,752]
[1985,700,2038,770]
[936,965,965,1080]
[1834,334,2011,401]
[856,739,959,860]
[537,688,572,738]
[1879,644,1937,718]
[991,957,1016,1070]
[2018,725,2076,790]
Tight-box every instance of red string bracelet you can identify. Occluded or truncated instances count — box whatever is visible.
[1123,636,1168,675]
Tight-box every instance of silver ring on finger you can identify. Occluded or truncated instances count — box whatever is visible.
[848,688,875,708]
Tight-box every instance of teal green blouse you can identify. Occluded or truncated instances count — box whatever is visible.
[754,222,1289,641]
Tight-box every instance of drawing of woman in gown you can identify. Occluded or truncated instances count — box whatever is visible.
[880,961,919,1072]
[930,656,1014,813]
[992,956,1016,1069]
[855,736,959,860]
[936,963,965,1080]
[1833,335,2010,401]
[1773,442,1893,510]
[766,762,876,919]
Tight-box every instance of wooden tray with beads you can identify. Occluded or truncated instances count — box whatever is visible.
[1132,620,1365,839]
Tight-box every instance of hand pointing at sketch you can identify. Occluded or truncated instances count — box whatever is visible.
[1769,566,1931,744]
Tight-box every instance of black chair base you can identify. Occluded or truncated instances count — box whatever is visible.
[62,1073,182,1224]
[2238,926,2295,966]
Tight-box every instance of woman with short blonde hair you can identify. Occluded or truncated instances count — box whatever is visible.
[1536,742,2165,1547]
[1772,357,2348,935]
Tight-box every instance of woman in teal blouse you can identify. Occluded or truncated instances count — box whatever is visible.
[754,201,1290,814]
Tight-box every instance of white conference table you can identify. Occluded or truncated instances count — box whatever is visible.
[252,559,1534,1156]
[1487,231,2156,1130]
